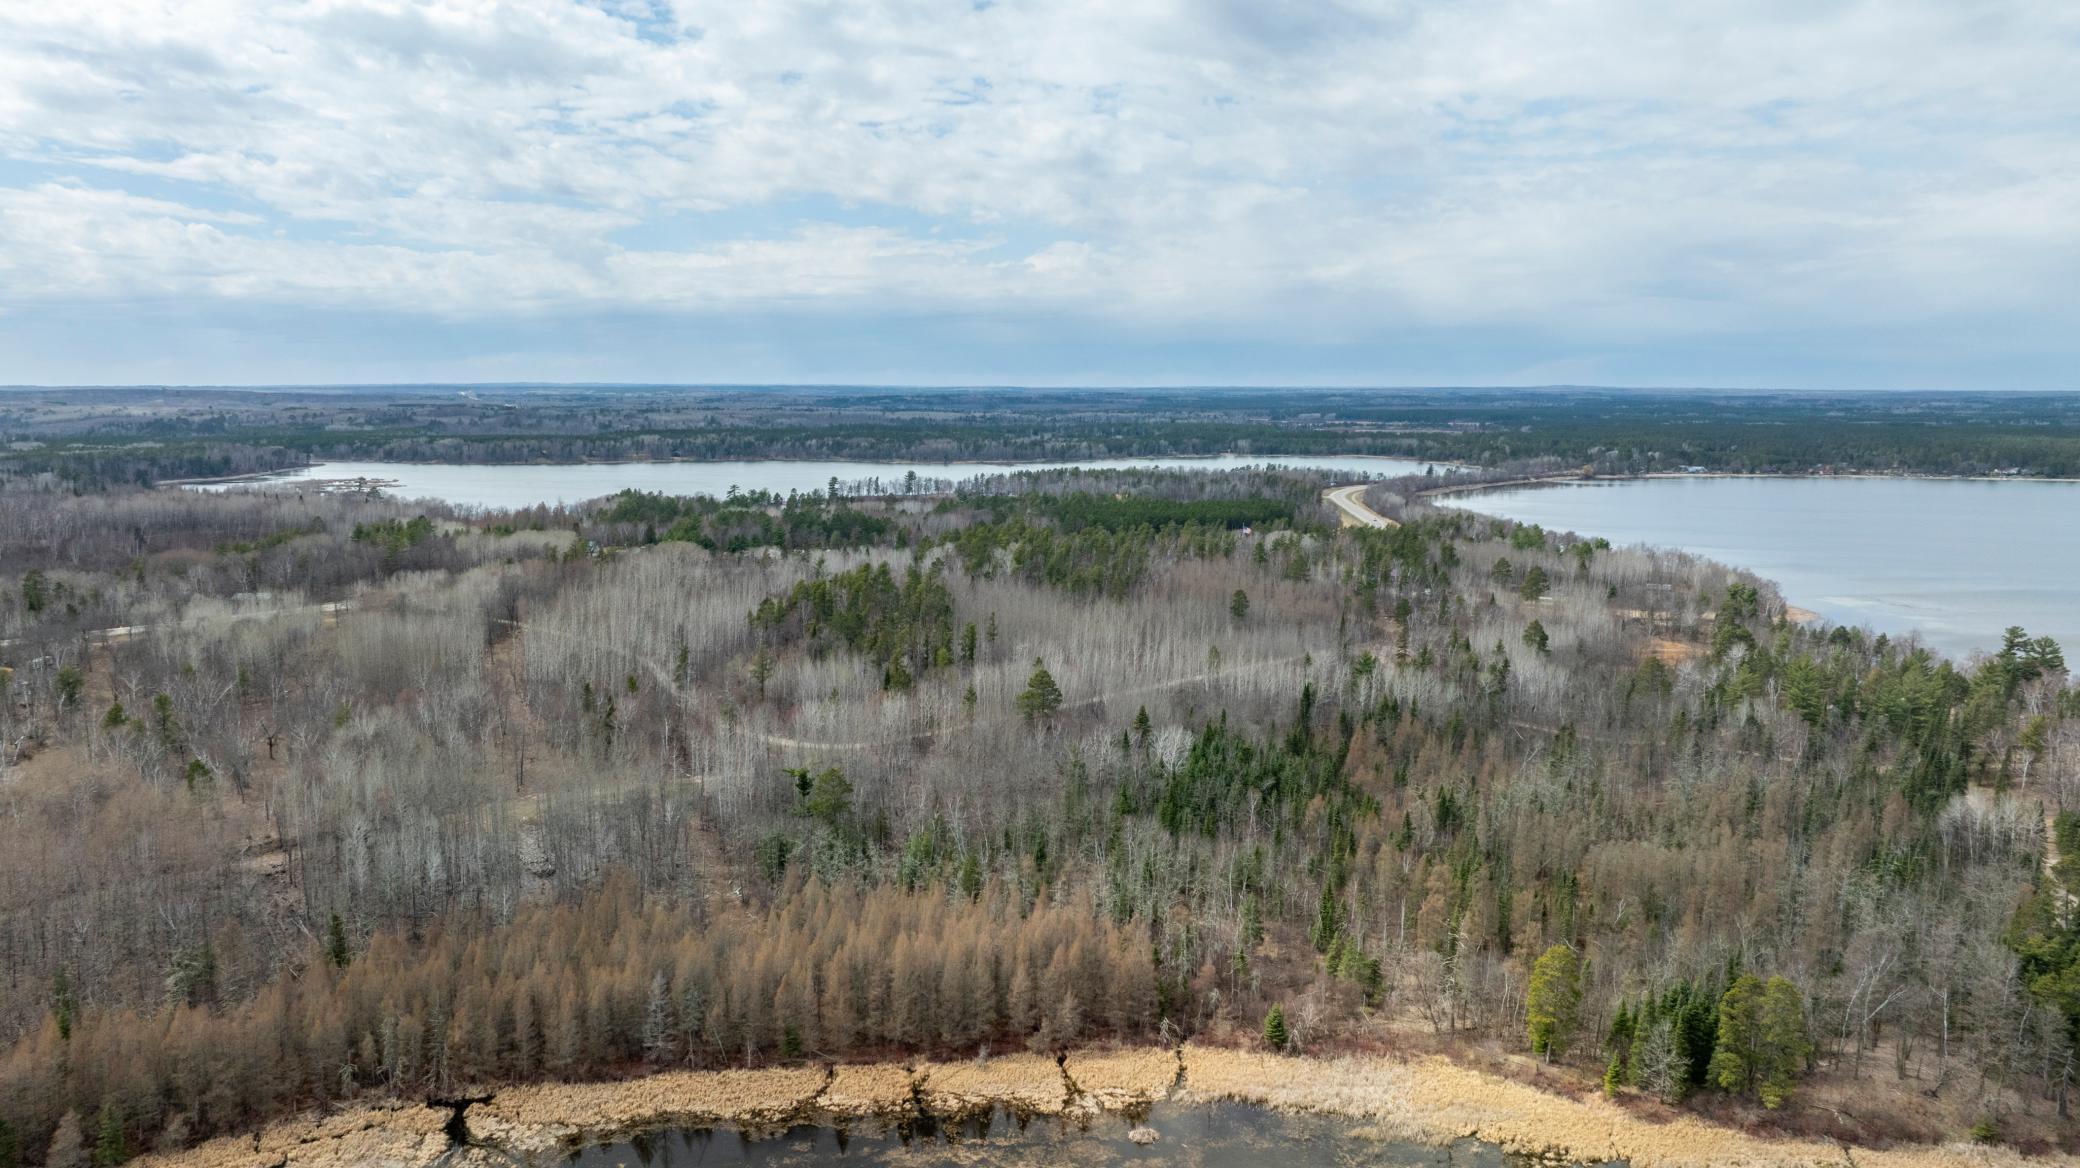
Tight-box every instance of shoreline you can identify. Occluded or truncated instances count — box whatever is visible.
[162,458,2080,492]
[131,1044,2063,1168]
[155,451,1464,490]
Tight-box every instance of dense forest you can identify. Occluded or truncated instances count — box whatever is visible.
[7,386,2080,488]
[0,462,2076,1164]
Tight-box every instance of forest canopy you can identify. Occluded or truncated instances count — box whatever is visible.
[0,463,2075,1163]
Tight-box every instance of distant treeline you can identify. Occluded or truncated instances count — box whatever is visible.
[10,387,2080,486]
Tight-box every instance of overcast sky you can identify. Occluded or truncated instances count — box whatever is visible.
[1,1,2075,388]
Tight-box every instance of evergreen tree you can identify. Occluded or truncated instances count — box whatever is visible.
[1262,1004,1289,1050]
[1755,977,1812,1108]
[52,968,75,1041]
[326,912,352,969]
[1017,659,1064,722]
[20,570,48,615]
[803,768,854,827]
[1525,944,1582,1059]
[1522,619,1549,654]
[1310,883,1341,953]
[1708,974,1765,1095]
[91,1103,125,1168]
[1230,588,1250,621]
[1519,565,1550,600]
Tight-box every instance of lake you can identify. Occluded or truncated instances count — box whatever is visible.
[1447,475,2080,660]
[564,1101,1580,1167]
[198,454,1451,511]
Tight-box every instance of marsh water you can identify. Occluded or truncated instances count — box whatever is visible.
[1449,475,2080,659]
[202,454,1451,510]
[564,1101,1593,1168]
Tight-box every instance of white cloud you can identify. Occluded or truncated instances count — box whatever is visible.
[0,0,2075,381]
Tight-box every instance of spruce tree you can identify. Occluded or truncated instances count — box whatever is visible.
[1262,1004,1289,1050]
[1525,944,1582,1059]
[1708,974,1765,1095]
[1755,976,1812,1108]
[1310,883,1340,953]
[92,1103,125,1168]
[326,912,351,969]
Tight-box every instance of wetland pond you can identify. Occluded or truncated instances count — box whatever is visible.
[564,1101,1608,1168]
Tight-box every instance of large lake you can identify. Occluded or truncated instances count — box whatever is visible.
[199,455,1449,509]
[565,1101,1576,1167]
[1449,475,2080,660]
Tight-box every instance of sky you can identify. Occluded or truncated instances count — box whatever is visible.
[0,1,2075,389]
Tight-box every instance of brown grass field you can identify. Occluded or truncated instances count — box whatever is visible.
[127,1045,2076,1168]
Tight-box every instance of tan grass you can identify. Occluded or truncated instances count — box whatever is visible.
[1182,1044,2080,1168]
[1064,1047,1181,1108]
[818,1062,920,1115]
[128,1102,449,1168]
[471,1066,828,1154]
[121,1046,2080,1168]
[915,1052,1070,1115]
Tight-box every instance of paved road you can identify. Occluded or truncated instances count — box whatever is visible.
[1323,483,1398,528]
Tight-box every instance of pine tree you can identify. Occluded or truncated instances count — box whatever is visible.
[1525,944,1582,1059]
[92,1102,126,1167]
[1708,973,1765,1095]
[1755,976,1812,1108]
[1262,1004,1289,1050]
[1519,566,1550,600]
[1310,883,1340,953]
[1016,659,1064,722]
[1603,1051,1624,1096]
[52,968,75,1041]
[1230,589,1250,621]
[1523,619,1549,653]
[326,912,351,968]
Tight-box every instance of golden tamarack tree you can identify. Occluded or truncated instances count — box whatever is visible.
[0,874,1155,1156]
